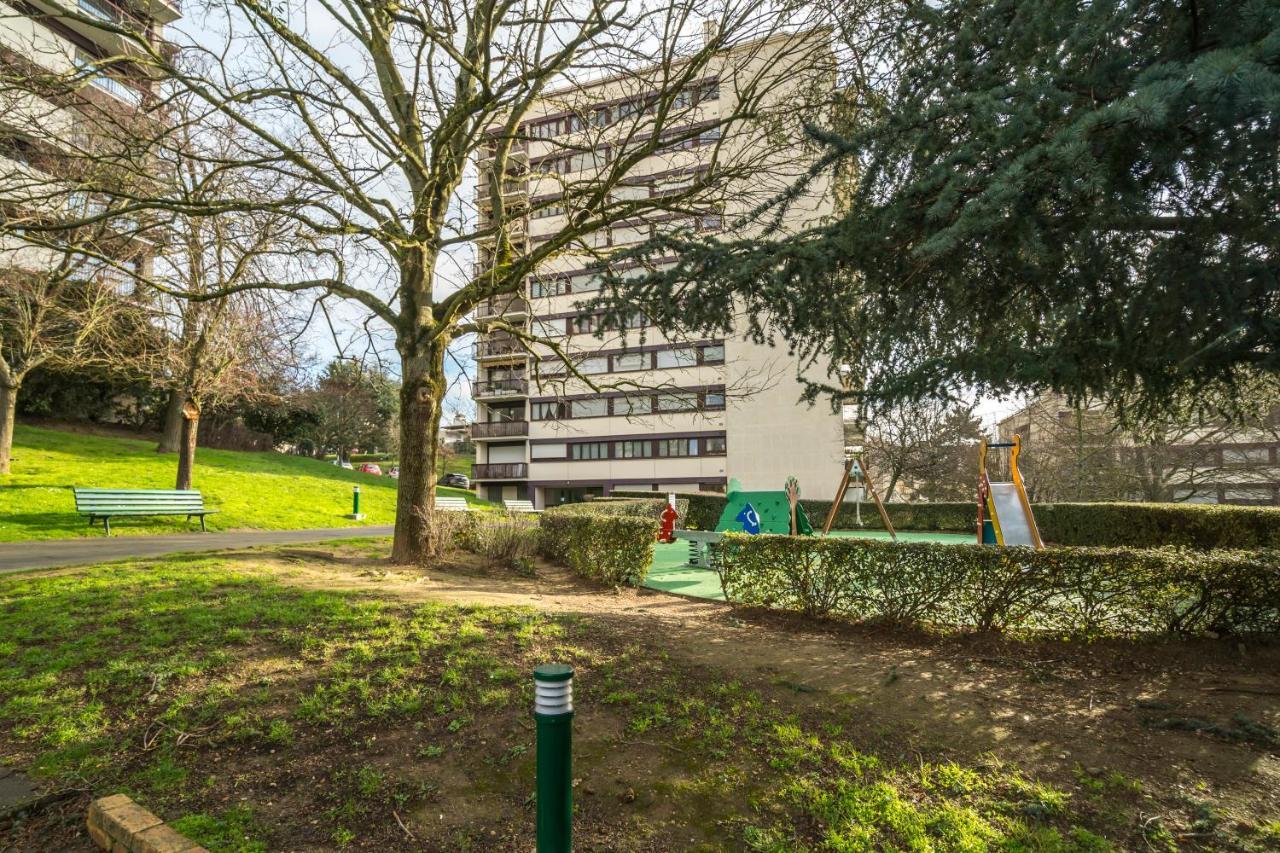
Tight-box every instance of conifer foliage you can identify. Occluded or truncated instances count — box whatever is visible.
[600,0,1280,418]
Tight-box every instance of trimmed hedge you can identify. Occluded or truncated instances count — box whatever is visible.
[1035,502,1280,550]
[539,505,659,587]
[716,534,1280,636]
[611,490,1280,549]
[556,497,690,520]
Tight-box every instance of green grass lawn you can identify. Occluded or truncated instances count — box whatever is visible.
[0,424,489,542]
[4,555,1250,851]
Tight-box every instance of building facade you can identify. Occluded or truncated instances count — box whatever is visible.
[0,0,177,282]
[470,32,846,508]
[998,395,1280,505]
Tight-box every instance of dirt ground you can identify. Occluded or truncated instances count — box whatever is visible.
[268,547,1280,839]
[3,545,1278,851]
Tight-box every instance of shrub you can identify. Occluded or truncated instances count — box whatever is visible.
[554,497,689,520]
[539,506,658,587]
[716,534,1280,637]
[423,510,479,560]
[467,516,540,572]
[614,491,1280,550]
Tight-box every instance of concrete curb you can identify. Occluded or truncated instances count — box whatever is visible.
[87,794,207,853]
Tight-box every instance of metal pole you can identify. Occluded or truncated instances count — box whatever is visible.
[534,663,573,853]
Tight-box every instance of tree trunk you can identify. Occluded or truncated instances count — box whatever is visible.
[175,406,200,490]
[0,381,17,476]
[391,344,446,564]
[156,389,186,453]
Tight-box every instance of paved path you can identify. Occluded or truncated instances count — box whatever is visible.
[0,527,394,575]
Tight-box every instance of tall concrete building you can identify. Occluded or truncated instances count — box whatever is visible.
[470,31,846,508]
[0,0,177,281]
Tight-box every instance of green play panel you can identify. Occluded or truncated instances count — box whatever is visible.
[642,529,975,601]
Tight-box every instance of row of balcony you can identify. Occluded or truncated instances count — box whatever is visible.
[475,295,530,321]
[471,420,529,439]
[472,462,527,480]
[473,377,528,399]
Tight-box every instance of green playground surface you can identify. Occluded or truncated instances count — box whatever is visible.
[643,528,974,601]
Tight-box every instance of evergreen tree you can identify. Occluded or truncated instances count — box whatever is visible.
[599,0,1280,420]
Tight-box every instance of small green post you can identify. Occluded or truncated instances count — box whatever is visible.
[345,485,365,520]
[534,663,573,852]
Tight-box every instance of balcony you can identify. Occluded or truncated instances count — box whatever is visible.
[472,462,528,481]
[473,378,528,400]
[475,295,531,321]
[472,420,529,440]
[474,336,527,361]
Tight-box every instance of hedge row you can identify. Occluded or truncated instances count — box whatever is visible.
[716,535,1280,636]
[561,497,690,520]
[611,491,1280,549]
[539,504,659,587]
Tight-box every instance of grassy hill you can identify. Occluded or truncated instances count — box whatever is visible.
[0,424,489,542]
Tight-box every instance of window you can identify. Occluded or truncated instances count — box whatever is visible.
[564,114,584,133]
[657,438,697,458]
[656,348,697,368]
[614,396,651,416]
[534,317,567,336]
[531,443,567,460]
[79,0,120,24]
[532,401,566,420]
[621,311,648,329]
[701,344,725,363]
[571,315,599,335]
[532,202,564,220]
[611,225,649,245]
[698,82,720,102]
[656,393,697,412]
[591,109,610,127]
[576,356,608,374]
[571,442,609,460]
[704,436,727,455]
[567,272,601,293]
[611,185,649,202]
[704,391,725,409]
[76,51,143,106]
[1222,447,1270,465]
[531,277,565,297]
[613,352,648,372]
[570,398,607,418]
[617,440,653,459]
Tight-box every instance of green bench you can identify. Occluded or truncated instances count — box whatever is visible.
[73,488,218,535]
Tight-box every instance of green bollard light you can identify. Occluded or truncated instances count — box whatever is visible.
[346,485,365,520]
[534,663,574,852]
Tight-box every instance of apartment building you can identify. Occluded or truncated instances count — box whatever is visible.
[998,395,1280,505]
[470,31,846,508]
[0,0,176,283]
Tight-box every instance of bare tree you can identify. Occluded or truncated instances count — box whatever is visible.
[2,0,832,561]
[1003,381,1280,503]
[147,109,308,487]
[865,399,985,502]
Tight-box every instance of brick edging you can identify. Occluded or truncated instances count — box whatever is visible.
[87,794,208,853]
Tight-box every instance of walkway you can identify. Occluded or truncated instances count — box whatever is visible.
[0,527,394,575]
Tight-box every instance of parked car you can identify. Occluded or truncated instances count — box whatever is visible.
[359,463,383,476]
[387,466,400,479]
[439,473,469,489]
[332,459,354,470]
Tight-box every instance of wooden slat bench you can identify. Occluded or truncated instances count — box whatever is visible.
[73,488,218,535]
[434,496,472,513]
[504,499,541,514]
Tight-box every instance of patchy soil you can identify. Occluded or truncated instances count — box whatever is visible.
[2,544,1278,851]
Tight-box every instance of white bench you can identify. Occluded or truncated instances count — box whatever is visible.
[504,499,541,514]
[434,496,472,512]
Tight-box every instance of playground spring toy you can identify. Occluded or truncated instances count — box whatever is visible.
[977,435,1043,547]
